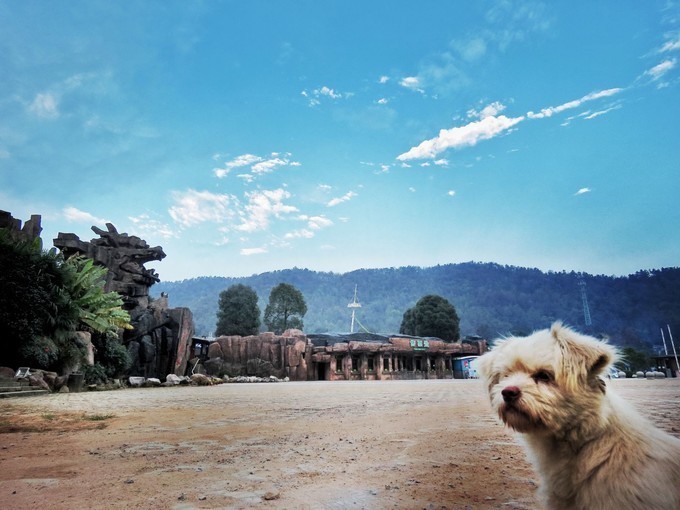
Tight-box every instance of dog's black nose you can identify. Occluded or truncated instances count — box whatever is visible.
[501,386,521,403]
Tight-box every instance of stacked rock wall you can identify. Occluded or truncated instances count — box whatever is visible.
[202,330,309,381]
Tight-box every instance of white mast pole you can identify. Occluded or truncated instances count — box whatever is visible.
[668,325,679,378]
[661,328,668,355]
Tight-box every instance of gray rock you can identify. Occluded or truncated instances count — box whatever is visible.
[129,376,145,387]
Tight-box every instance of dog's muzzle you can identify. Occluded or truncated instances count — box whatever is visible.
[501,386,521,403]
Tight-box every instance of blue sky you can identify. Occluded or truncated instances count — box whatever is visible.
[1,1,679,282]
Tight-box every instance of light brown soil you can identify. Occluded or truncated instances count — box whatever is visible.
[1,378,679,510]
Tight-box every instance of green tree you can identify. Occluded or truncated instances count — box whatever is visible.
[0,231,79,369]
[264,283,307,334]
[400,294,460,342]
[62,256,132,335]
[0,231,131,372]
[215,284,261,336]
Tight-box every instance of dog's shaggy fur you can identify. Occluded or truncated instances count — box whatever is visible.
[478,322,680,510]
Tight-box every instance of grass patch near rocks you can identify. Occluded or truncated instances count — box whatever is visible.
[0,408,116,433]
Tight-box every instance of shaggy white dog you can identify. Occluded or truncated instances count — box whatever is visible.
[478,322,680,510]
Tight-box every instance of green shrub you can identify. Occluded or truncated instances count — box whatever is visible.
[92,334,131,378]
[82,363,108,385]
[19,336,59,368]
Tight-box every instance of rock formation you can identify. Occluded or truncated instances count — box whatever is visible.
[54,224,194,379]
[201,330,309,381]
[0,210,43,246]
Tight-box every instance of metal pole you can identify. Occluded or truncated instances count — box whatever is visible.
[668,325,679,378]
[661,328,668,355]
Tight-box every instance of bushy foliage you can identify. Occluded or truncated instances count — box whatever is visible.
[0,231,79,369]
[264,283,307,334]
[215,284,261,336]
[0,230,132,373]
[82,363,108,385]
[18,336,59,369]
[400,295,460,342]
[92,333,132,378]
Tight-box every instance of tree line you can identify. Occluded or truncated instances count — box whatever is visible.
[153,263,680,353]
[217,283,461,343]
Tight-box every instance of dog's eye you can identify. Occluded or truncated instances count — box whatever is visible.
[532,370,553,383]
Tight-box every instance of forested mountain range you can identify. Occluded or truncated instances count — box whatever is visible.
[151,263,680,351]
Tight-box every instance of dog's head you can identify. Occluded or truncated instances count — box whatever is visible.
[478,322,618,439]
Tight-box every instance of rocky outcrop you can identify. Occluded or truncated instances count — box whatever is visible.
[53,223,194,380]
[54,223,165,312]
[201,330,309,381]
[0,210,43,245]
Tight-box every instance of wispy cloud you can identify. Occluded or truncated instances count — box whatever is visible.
[214,152,300,179]
[28,92,60,119]
[659,36,680,53]
[26,72,104,120]
[327,191,357,207]
[644,58,676,81]
[400,76,425,94]
[302,85,351,106]
[396,86,628,161]
[128,214,177,239]
[575,187,591,196]
[527,88,623,119]
[397,113,524,161]
[235,189,298,233]
[582,104,622,120]
[62,206,109,225]
[240,247,268,256]
[168,189,235,227]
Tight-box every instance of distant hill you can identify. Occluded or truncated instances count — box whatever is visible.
[151,262,680,351]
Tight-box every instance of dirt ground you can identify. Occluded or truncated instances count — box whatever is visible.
[1,378,679,510]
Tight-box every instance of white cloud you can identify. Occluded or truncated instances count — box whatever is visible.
[645,58,676,81]
[527,88,623,119]
[215,153,300,179]
[62,206,109,225]
[659,37,680,53]
[302,85,349,106]
[316,86,342,99]
[453,37,487,62]
[447,190,456,197]
[397,114,524,161]
[409,187,416,193]
[582,104,621,120]
[377,98,389,105]
[306,215,333,230]
[469,101,507,120]
[28,92,59,118]
[251,157,289,174]
[379,76,390,84]
[434,159,449,166]
[235,188,298,233]
[575,187,591,195]
[240,247,268,256]
[128,214,177,239]
[284,229,314,240]
[400,76,424,93]
[327,191,357,207]
[168,189,235,227]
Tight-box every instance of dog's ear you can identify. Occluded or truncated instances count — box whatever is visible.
[551,322,617,387]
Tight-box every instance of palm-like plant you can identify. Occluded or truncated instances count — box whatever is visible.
[61,256,133,334]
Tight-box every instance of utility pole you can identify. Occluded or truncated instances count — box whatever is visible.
[578,275,592,327]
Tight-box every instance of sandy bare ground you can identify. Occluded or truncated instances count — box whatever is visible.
[1,378,679,510]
